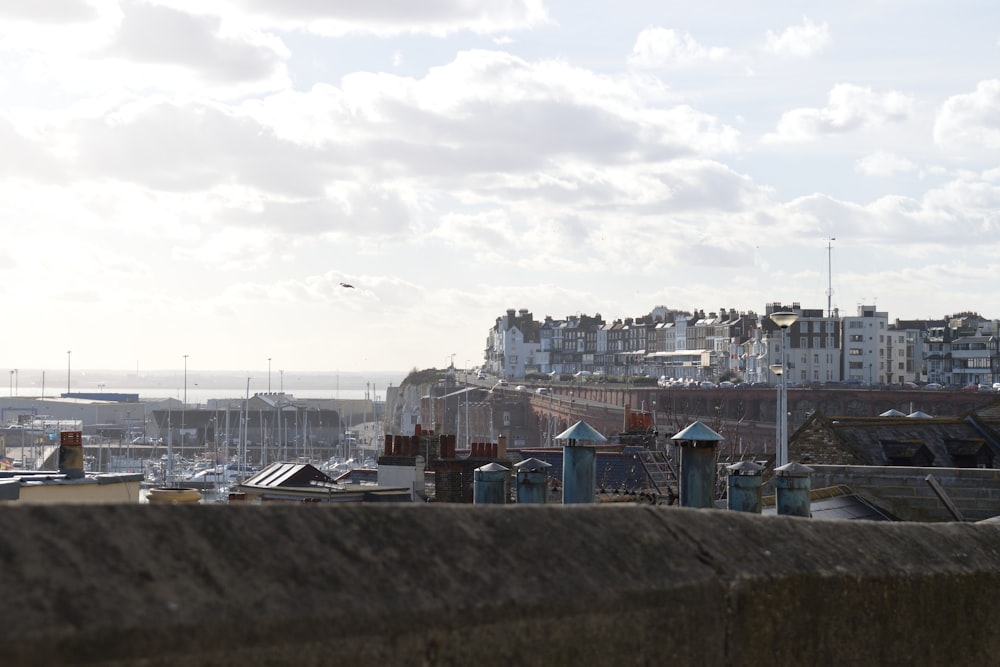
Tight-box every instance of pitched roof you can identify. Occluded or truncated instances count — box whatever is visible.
[790,401,1000,467]
[763,486,899,521]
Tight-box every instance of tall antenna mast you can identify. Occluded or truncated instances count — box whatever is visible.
[825,237,836,318]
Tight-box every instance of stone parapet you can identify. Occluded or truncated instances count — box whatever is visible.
[1,504,998,665]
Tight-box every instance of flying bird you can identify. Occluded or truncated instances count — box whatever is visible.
[339,282,355,289]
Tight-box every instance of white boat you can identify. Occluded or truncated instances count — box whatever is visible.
[181,463,257,488]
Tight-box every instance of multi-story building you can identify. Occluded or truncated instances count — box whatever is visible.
[486,305,995,386]
[740,327,768,383]
[946,314,999,386]
[920,314,999,387]
[950,333,998,387]
[485,308,540,379]
[841,304,887,385]
[925,325,950,384]
[711,308,753,378]
[887,319,931,385]
[761,303,842,385]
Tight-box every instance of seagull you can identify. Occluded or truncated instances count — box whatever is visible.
[339,282,355,289]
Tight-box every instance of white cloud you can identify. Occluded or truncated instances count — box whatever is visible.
[2,45,746,284]
[0,0,99,23]
[103,2,289,85]
[235,0,550,37]
[933,79,1000,156]
[628,27,730,69]
[3,3,1000,372]
[764,83,915,142]
[781,169,1000,249]
[764,16,831,58]
[0,2,290,99]
[66,99,332,196]
[241,49,740,178]
[855,151,916,177]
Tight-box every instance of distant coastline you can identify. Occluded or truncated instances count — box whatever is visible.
[4,369,407,402]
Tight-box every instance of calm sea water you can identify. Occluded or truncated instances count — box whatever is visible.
[26,370,408,404]
[114,386,386,403]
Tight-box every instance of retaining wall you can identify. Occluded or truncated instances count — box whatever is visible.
[1,504,999,666]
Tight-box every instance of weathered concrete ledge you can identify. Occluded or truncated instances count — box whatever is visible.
[2,504,999,666]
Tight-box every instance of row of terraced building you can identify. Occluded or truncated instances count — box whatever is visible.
[485,303,1000,388]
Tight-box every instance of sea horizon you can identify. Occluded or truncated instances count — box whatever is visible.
[4,369,410,403]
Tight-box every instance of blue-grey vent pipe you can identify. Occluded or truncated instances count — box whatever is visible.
[516,469,548,504]
[726,460,765,513]
[678,444,716,508]
[775,462,814,517]
[562,444,596,504]
[473,463,510,504]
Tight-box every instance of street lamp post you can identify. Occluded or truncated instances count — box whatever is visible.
[769,311,799,468]
[465,360,470,449]
[66,350,71,395]
[268,358,272,393]
[182,355,189,459]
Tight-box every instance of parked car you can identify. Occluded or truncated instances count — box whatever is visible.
[536,387,550,395]
[924,382,943,390]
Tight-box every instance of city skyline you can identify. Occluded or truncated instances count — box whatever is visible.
[1,2,997,373]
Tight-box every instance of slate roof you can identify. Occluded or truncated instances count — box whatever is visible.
[790,399,1000,468]
[237,462,413,502]
[763,486,899,521]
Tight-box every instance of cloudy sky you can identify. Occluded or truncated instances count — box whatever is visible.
[1,0,998,377]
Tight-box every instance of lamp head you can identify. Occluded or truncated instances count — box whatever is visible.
[769,364,784,376]
[770,311,799,329]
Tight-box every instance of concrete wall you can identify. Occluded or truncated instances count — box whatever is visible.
[1,504,998,666]
[810,464,1000,521]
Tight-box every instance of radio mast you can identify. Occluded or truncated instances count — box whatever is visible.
[825,237,836,318]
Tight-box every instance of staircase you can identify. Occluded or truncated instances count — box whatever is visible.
[635,449,678,497]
